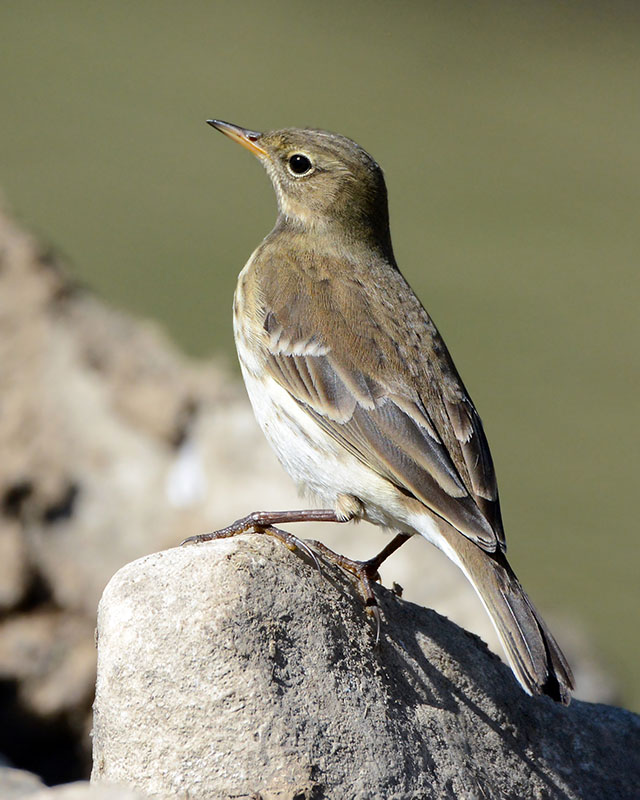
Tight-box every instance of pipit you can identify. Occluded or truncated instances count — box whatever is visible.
[186,119,574,704]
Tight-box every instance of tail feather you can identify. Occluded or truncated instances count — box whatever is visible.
[443,532,574,704]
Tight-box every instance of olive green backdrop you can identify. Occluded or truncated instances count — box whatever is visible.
[1,1,638,709]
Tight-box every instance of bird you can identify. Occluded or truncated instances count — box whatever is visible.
[188,118,574,705]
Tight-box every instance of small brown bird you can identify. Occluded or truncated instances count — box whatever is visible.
[189,119,574,704]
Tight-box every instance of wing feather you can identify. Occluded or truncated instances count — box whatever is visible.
[266,348,499,549]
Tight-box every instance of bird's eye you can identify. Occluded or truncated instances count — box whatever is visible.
[287,154,313,176]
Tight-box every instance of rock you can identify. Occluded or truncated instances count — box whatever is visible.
[0,522,30,611]
[0,766,45,798]
[92,539,640,800]
[0,610,96,718]
[0,765,148,798]
[28,784,148,799]
[32,783,147,799]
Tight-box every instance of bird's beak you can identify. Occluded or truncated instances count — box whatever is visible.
[206,119,267,157]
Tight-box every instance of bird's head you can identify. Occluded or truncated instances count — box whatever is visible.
[207,120,393,256]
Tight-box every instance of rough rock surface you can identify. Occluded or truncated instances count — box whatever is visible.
[92,539,640,800]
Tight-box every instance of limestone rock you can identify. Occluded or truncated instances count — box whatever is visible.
[92,539,640,800]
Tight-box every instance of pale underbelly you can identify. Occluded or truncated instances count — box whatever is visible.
[237,356,448,549]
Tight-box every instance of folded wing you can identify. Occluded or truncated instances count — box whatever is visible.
[261,266,505,552]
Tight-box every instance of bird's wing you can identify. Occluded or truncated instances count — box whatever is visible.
[258,258,504,552]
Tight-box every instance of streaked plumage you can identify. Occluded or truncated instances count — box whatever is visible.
[207,120,574,704]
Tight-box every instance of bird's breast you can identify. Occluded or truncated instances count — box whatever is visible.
[233,253,270,378]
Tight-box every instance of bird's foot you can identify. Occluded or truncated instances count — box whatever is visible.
[181,509,387,643]
[181,519,324,576]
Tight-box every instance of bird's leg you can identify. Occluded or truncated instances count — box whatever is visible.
[181,508,344,545]
[181,509,346,573]
[361,531,413,575]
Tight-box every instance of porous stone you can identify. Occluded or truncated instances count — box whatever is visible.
[92,538,640,800]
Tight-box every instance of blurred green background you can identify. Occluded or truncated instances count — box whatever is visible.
[1,1,638,709]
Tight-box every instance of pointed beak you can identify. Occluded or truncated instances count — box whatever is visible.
[206,119,268,157]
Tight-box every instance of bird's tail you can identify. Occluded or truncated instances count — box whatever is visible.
[442,530,574,704]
